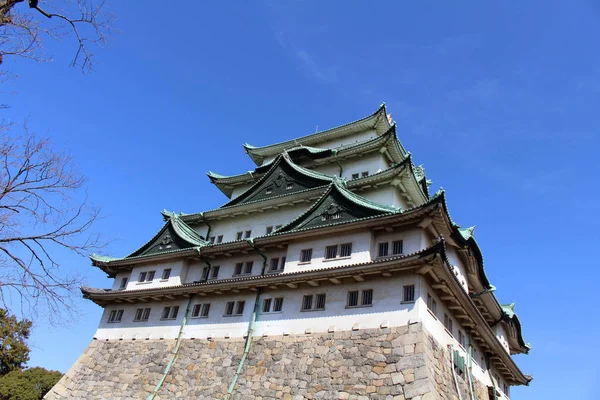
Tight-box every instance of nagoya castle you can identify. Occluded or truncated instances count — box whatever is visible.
[47,105,531,399]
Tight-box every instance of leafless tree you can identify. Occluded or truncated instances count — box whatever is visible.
[0,0,112,72]
[0,123,102,321]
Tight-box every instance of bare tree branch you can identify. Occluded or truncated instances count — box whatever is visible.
[0,0,112,72]
[0,125,103,322]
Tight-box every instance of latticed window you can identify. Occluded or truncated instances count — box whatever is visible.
[301,295,313,311]
[321,212,342,221]
[202,266,211,280]
[347,290,359,307]
[325,245,337,259]
[234,263,243,275]
[392,240,403,255]
[340,243,352,257]
[361,289,373,306]
[236,301,245,315]
[300,249,312,263]
[162,269,171,280]
[262,298,272,313]
[119,278,128,289]
[273,297,283,312]
[161,306,179,320]
[269,258,279,272]
[134,308,151,322]
[402,285,415,303]
[192,303,211,318]
[210,266,220,279]
[315,294,326,310]
[108,310,123,323]
[225,302,235,315]
[378,242,389,257]
[244,261,253,274]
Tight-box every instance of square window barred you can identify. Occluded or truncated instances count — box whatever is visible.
[217,235,223,243]
[266,226,273,235]
[134,308,151,322]
[300,249,313,263]
[378,242,389,257]
[209,236,215,244]
[444,313,453,335]
[269,258,280,271]
[225,301,245,316]
[210,266,220,279]
[427,294,437,314]
[202,266,211,280]
[325,245,337,259]
[262,297,283,313]
[162,268,171,280]
[402,284,415,303]
[192,303,211,318]
[244,261,253,274]
[392,240,403,255]
[361,171,369,177]
[236,231,243,240]
[300,294,326,311]
[340,243,352,257]
[161,306,179,320]
[108,309,123,323]
[119,277,128,289]
[244,230,252,239]
[234,262,243,275]
[351,173,359,180]
[347,289,373,307]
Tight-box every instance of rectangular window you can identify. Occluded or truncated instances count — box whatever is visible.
[340,243,352,258]
[266,226,273,235]
[192,304,201,318]
[236,231,243,240]
[162,306,178,320]
[347,290,359,307]
[202,266,210,280]
[351,173,359,180]
[269,258,279,272]
[210,266,220,279]
[119,277,128,289]
[225,301,235,316]
[147,271,155,281]
[162,306,171,319]
[162,269,171,280]
[108,309,123,323]
[244,230,252,239]
[236,301,245,315]
[262,298,272,313]
[315,293,326,310]
[361,289,373,306]
[139,272,147,282]
[459,330,466,349]
[273,297,283,312]
[234,262,243,276]
[209,236,215,244]
[503,384,509,396]
[444,313,453,335]
[301,295,313,311]
[134,308,151,322]
[361,171,369,178]
[200,303,210,317]
[300,249,312,263]
[378,242,389,257]
[402,285,415,303]
[216,235,223,243]
[427,294,437,314]
[321,212,342,221]
[392,240,403,255]
[244,261,253,274]
[325,245,338,260]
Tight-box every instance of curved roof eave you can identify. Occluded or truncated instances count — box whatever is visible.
[243,104,391,165]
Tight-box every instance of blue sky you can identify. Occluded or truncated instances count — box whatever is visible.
[2,1,599,398]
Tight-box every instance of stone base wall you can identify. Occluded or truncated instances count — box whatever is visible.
[46,323,490,400]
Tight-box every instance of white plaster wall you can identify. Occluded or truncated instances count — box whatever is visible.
[371,228,424,257]
[337,152,386,181]
[316,129,378,151]
[495,324,510,354]
[446,246,469,292]
[230,182,254,200]
[195,203,311,242]
[362,186,408,210]
[127,260,186,290]
[282,231,373,274]
[95,274,420,340]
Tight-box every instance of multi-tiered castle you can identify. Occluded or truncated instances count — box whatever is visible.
[47,105,531,399]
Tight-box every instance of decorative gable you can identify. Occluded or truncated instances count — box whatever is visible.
[276,181,397,233]
[222,154,333,207]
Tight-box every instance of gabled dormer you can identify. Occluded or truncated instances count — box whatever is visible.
[276,180,399,233]
[220,154,333,208]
